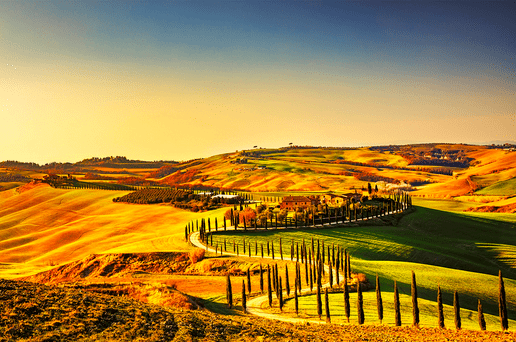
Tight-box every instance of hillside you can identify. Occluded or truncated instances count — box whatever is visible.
[1,278,515,342]
[0,183,226,279]
[2,144,515,199]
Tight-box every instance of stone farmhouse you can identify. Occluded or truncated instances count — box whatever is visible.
[280,196,319,210]
[280,192,362,210]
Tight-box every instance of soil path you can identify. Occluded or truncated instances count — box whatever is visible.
[190,231,334,325]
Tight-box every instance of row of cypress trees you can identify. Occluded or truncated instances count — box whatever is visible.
[226,265,510,332]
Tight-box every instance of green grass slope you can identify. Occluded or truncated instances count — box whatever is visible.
[476,177,516,195]
[208,200,516,327]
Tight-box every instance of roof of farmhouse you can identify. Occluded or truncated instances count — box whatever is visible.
[282,196,312,202]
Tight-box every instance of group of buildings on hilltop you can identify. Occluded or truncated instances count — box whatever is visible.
[280,193,362,210]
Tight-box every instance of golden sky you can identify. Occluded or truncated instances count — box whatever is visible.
[1,1,515,163]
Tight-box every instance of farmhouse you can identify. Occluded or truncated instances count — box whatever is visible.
[319,193,346,205]
[280,196,317,210]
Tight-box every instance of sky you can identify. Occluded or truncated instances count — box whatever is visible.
[1,1,515,164]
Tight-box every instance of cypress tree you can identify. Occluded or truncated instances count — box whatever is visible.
[226,273,233,309]
[267,265,272,307]
[184,225,188,241]
[335,260,340,285]
[357,280,364,325]
[267,241,270,256]
[247,267,251,295]
[411,271,419,327]
[309,261,313,291]
[437,285,445,329]
[394,281,401,326]
[376,274,383,324]
[332,243,335,266]
[454,290,461,330]
[285,265,290,297]
[322,241,325,269]
[261,244,264,258]
[344,250,348,280]
[272,264,276,294]
[294,281,299,315]
[325,287,331,323]
[305,259,309,286]
[316,283,322,320]
[280,238,283,260]
[478,299,486,331]
[347,253,351,279]
[260,263,264,294]
[275,263,279,297]
[329,260,333,288]
[279,276,283,311]
[291,242,294,260]
[242,279,247,312]
[272,242,275,259]
[499,270,509,331]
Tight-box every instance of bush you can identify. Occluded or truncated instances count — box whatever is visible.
[356,273,368,283]
[189,249,205,264]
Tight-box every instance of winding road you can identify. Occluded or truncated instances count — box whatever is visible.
[190,230,337,325]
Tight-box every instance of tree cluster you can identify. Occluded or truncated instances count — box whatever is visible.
[113,189,192,205]
[0,173,31,182]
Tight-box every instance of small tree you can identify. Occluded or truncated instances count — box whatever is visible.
[325,287,331,323]
[242,279,247,312]
[294,281,299,315]
[226,273,233,309]
[437,285,445,329]
[357,281,364,325]
[411,271,419,327]
[285,265,290,297]
[260,263,264,294]
[279,276,283,311]
[247,267,251,296]
[454,290,461,330]
[394,281,401,326]
[478,299,486,331]
[316,284,322,320]
[376,274,383,324]
[329,260,333,288]
[344,277,350,323]
[267,265,273,307]
[275,263,280,297]
[499,270,509,331]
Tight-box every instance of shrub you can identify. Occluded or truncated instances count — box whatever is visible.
[189,249,205,264]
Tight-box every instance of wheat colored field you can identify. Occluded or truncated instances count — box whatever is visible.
[0,183,226,279]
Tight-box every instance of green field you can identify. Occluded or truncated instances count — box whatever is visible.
[208,199,516,327]
[476,177,516,195]
[282,289,516,330]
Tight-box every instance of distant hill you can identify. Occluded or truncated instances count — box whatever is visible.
[2,144,515,197]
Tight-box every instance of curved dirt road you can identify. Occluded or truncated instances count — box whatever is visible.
[190,231,335,324]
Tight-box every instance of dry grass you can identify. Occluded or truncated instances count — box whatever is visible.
[0,184,227,278]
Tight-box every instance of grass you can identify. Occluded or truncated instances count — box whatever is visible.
[476,177,516,196]
[283,289,516,330]
[208,200,516,323]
